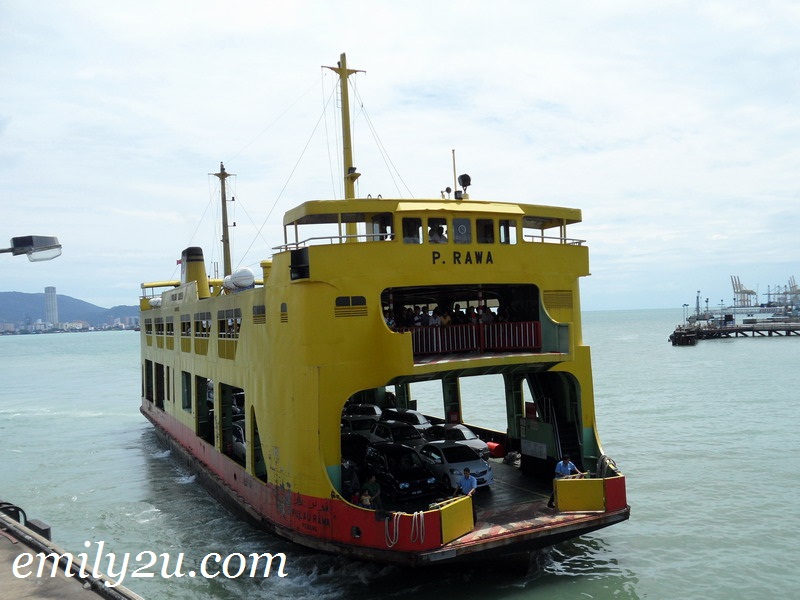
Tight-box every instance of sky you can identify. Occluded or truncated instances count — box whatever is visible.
[2,1,799,311]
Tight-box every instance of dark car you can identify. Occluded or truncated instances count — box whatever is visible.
[365,420,426,450]
[231,416,246,464]
[380,408,432,431]
[341,432,371,502]
[341,431,370,466]
[341,414,378,436]
[342,403,382,418]
[365,442,438,501]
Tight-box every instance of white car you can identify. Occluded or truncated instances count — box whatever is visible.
[419,441,494,491]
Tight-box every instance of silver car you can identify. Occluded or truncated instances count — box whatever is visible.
[424,424,490,460]
[419,441,494,491]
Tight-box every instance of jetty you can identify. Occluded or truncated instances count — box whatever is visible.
[1,502,145,600]
[670,321,800,346]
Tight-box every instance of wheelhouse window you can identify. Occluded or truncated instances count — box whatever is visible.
[371,213,394,241]
[402,218,422,244]
[280,210,395,248]
[427,217,448,243]
[500,219,517,244]
[477,219,494,243]
[453,218,472,244]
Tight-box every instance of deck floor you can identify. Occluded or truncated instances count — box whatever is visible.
[392,458,613,555]
[394,458,553,522]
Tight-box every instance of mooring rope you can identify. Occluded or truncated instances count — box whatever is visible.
[384,512,401,548]
[410,511,425,543]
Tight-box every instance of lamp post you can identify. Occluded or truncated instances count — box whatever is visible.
[0,236,61,261]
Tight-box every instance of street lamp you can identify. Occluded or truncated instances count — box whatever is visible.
[0,236,62,262]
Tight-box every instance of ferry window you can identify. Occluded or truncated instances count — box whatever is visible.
[402,218,422,244]
[252,305,266,325]
[217,309,242,339]
[181,371,192,412]
[371,213,394,241]
[165,317,174,336]
[427,218,448,244]
[144,360,154,401]
[453,218,471,244]
[500,219,517,245]
[194,312,211,338]
[144,318,153,335]
[181,314,191,337]
[155,317,164,336]
[280,302,288,323]
[477,219,494,243]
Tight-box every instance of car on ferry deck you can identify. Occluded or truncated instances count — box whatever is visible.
[365,420,426,450]
[364,442,438,501]
[424,423,490,460]
[419,441,494,491]
[380,408,432,432]
[341,414,379,436]
[342,403,383,418]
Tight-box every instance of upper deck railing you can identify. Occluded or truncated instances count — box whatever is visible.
[274,233,585,253]
[396,321,542,357]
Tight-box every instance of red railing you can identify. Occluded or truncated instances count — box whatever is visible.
[397,321,541,356]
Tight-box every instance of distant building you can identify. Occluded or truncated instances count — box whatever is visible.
[45,286,58,327]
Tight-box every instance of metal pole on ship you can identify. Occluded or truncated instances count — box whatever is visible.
[214,162,233,276]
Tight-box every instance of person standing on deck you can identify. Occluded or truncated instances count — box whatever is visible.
[453,467,478,523]
[547,454,582,509]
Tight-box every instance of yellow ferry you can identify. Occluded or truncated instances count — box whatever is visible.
[139,54,629,566]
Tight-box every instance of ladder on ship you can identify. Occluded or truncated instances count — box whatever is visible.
[528,376,583,469]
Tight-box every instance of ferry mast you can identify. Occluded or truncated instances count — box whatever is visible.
[214,162,233,276]
[325,53,364,242]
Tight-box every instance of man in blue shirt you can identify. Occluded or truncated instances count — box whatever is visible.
[548,455,582,509]
[453,468,478,523]
[555,455,580,478]
[455,468,478,497]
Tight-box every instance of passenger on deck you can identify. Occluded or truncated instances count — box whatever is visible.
[420,306,430,326]
[439,309,452,327]
[453,467,478,523]
[547,454,582,509]
[453,468,477,498]
[452,304,467,324]
[361,475,382,509]
[429,227,444,243]
[360,490,372,508]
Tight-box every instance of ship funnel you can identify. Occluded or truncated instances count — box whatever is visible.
[181,246,211,299]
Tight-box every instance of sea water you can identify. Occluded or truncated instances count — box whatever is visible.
[1,309,799,599]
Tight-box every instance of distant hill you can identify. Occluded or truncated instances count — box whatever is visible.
[0,291,138,326]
